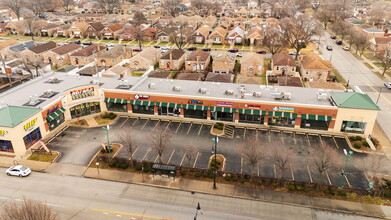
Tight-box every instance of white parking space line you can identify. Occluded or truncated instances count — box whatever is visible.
[154,155,159,163]
[142,148,151,161]
[268,130,271,143]
[130,147,139,159]
[290,163,294,180]
[307,165,313,183]
[167,150,175,164]
[306,134,311,146]
[364,172,370,182]
[132,118,139,126]
[293,132,297,145]
[187,123,193,135]
[120,117,129,128]
[180,152,186,166]
[273,164,276,178]
[243,127,246,139]
[153,120,161,130]
[176,122,182,134]
[240,156,243,174]
[164,121,171,132]
[198,124,203,135]
[257,165,260,176]
[141,119,150,130]
[255,129,258,140]
[345,175,351,187]
[193,152,200,168]
[280,132,285,144]
[332,136,339,148]
[326,171,332,185]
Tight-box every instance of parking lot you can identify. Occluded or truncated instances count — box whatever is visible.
[47,116,391,189]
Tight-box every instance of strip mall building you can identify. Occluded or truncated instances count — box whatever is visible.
[0,73,379,156]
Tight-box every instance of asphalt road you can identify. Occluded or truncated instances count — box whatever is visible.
[0,168,383,220]
[319,31,391,141]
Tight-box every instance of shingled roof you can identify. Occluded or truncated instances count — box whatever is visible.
[161,49,185,60]
[186,50,210,61]
[300,54,331,70]
[29,41,57,54]
[272,53,295,66]
[70,44,106,57]
[51,43,81,55]
[89,22,105,31]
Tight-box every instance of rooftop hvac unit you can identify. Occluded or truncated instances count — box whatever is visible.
[317,93,328,101]
[148,83,156,89]
[225,89,234,95]
[120,79,129,86]
[48,77,59,83]
[283,92,291,100]
[198,88,207,94]
[270,92,283,99]
[43,89,54,96]
[29,95,39,105]
[172,86,181,92]
[253,91,262,97]
[90,80,99,85]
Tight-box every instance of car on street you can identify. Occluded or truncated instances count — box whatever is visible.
[82,41,92,45]
[72,40,81,44]
[153,45,160,49]
[228,48,239,53]
[343,46,350,51]
[106,43,115,47]
[256,50,267,54]
[132,48,142,52]
[336,40,343,45]
[58,43,68,46]
[385,82,391,89]
[288,51,299,56]
[326,45,333,51]
[187,47,197,51]
[330,35,336,39]
[202,48,211,51]
[236,52,243,57]
[160,46,170,53]
[6,165,31,177]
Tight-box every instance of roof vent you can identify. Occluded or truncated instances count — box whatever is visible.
[40,89,58,98]
[239,87,246,94]
[253,91,262,97]
[29,95,39,105]
[198,88,207,94]
[148,82,156,89]
[271,92,291,100]
[90,80,99,85]
[225,89,234,95]
[172,86,181,92]
[46,77,61,84]
[117,79,132,89]
[317,92,328,101]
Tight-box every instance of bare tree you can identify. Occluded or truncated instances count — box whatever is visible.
[315,7,333,29]
[240,137,265,183]
[366,1,391,28]
[311,0,327,11]
[24,18,44,41]
[184,145,196,168]
[280,14,321,59]
[377,48,391,76]
[132,11,147,27]
[268,145,292,185]
[117,127,136,167]
[132,26,145,50]
[171,21,188,50]
[330,21,352,41]
[261,24,286,55]
[24,0,54,16]
[162,0,180,17]
[352,32,370,57]
[150,125,172,164]
[2,0,24,20]
[60,0,75,12]
[0,198,59,220]
[365,154,385,197]
[97,0,120,14]
[307,145,340,187]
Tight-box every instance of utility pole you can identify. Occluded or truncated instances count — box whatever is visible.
[212,136,218,189]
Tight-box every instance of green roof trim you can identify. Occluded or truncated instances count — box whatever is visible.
[331,92,380,110]
[0,106,41,128]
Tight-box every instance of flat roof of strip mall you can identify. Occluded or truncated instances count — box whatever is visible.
[0,72,345,109]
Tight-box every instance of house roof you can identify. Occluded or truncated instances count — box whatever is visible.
[42,23,60,30]
[77,66,105,76]
[133,47,161,61]
[29,41,57,54]
[9,41,36,52]
[272,53,295,66]
[0,40,19,51]
[176,72,200,81]
[214,51,235,62]
[0,105,41,127]
[194,26,209,37]
[373,37,391,45]
[278,76,303,87]
[96,45,126,59]
[228,26,245,37]
[211,26,227,37]
[51,43,81,55]
[205,72,232,82]
[89,22,105,31]
[331,92,380,110]
[364,28,384,33]
[241,52,263,65]
[237,76,262,84]
[70,44,106,57]
[161,49,185,60]
[106,23,123,32]
[186,50,210,61]
[300,54,331,70]
[148,71,171,78]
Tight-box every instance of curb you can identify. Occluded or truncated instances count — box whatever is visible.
[82,169,387,219]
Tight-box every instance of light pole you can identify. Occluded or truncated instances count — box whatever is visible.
[339,149,353,187]
[102,125,112,159]
[194,202,201,220]
[212,136,218,189]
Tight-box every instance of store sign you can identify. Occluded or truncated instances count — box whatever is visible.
[247,104,261,109]
[188,99,203,105]
[134,94,149,100]
[0,130,7,137]
[70,87,95,100]
[46,105,60,116]
[216,101,233,107]
[273,106,295,112]
[23,118,37,131]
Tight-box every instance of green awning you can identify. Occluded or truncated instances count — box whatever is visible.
[210,106,223,112]
[302,114,331,121]
[282,112,297,118]
[195,105,207,110]
[156,102,168,107]
[46,107,66,122]
[239,109,265,115]
[167,103,181,108]
[184,104,195,109]
[268,111,282,117]
[105,98,126,104]
[223,107,236,113]
[140,101,154,106]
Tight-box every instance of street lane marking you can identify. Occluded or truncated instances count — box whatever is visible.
[280,132,285,144]
[293,132,297,145]
[307,165,313,183]
[167,150,175,164]
[240,156,243,174]
[193,152,200,168]
[243,127,246,139]
[90,209,176,220]
[345,175,351,187]
[131,147,139,159]
[268,130,271,143]
[368,84,391,106]
[319,135,324,147]
[154,155,159,163]
[364,172,370,182]
[273,164,276,178]
[255,129,258,140]
[153,120,161,130]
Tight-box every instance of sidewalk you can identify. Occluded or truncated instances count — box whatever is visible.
[83,166,390,219]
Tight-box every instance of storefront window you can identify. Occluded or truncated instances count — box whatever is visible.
[341,121,366,134]
[0,140,14,153]
[184,109,207,119]
[70,102,101,118]
[239,114,264,124]
[301,119,329,131]
[211,111,234,122]
[268,116,295,127]
[48,113,65,131]
[107,103,127,112]
[158,107,180,117]
[133,105,154,114]
[23,128,42,149]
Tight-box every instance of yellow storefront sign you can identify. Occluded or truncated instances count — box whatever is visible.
[0,130,7,136]
[23,118,37,131]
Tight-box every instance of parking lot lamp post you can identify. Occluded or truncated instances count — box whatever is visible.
[339,149,353,187]
[194,202,201,220]
[212,136,218,189]
[102,125,111,158]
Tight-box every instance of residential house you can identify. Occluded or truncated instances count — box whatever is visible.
[52,24,71,38]
[128,47,161,70]
[299,54,332,82]
[185,50,211,72]
[236,7,248,18]
[142,27,158,41]
[247,0,259,10]
[271,53,296,76]
[205,72,233,82]
[102,65,130,78]
[20,41,57,64]
[249,17,262,27]
[101,23,123,40]
[212,52,235,74]
[5,21,28,35]
[159,49,186,70]
[362,27,385,39]
[69,44,106,66]
[209,27,228,44]
[117,28,135,41]
[1,41,35,59]
[76,13,106,23]
[95,45,131,67]
[176,72,201,81]
[0,40,20,56]
[202,16,217,28]
[40,23,61,37]
[84,22,105,39]
[42,43,81,67]
[247,27,262,45]
[156,27,176,43]
[369,37,391,52]
[240,52,263,76]
[232,17,247,29]
[0,22,8,33]
[219,17,233,29]
[68,21,89,38]
[191,26,210,44]
[227,26,245,44]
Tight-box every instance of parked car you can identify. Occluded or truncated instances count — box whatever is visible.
[72,40,81,44]
[132,48,142,52]
[326,45,333,51]
[256,50,267,54]
[153,45,160,49]
[106,43,115,47]
[202,48,211,51]
[187,47,197,51]
[343,46,350,51]
[330,35,336,39]
[6,165,31,177]
[82,41,92,45]
[336,40,343,45]
[385,82,391,89]
[288,51,299,56]
[236,52,243,57]
[160,46,170,53]
[228,48,239,53]
[58,43,68,46]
